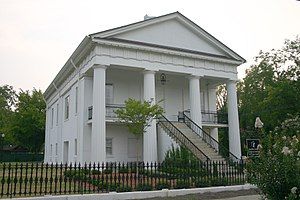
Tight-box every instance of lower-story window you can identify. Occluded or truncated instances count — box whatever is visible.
[106,138,113,156]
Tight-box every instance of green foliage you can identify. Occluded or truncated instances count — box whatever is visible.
[155,181,171,190]
[174,180,190,189]
[246,115,300,200]
[10,89,45,153]
[239,37,300,134]
[136,183,153,191]
[115,98,163,137]
[116,185,132,192]
[0,85,17,145]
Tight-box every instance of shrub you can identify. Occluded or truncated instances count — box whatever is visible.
[210,177,228,186]
[116,185,132,192]
[107,183,119,191]
[136,183,153,191]
[174,180,190,189]
[194,180,210,188]
[155,181,171,190]
[102,168,113,174]
[247,116,300,200]
[118,167,129,173]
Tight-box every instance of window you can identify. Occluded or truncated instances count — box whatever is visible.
[105,84,113,104]
[65,96,70,120]
[74,139,77,156]
[75,87,78,114]
[55,143,58,156]
[56,104,59,125]
[106,138,113,156]
[51,108,54,128]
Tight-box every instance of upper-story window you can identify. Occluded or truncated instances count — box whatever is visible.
[75,87,78,114]
[56,103,59,125]
[105,84,113,104]
[65,96,70,120]
[51,108,54,128]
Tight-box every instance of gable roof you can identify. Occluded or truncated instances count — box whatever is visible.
[45,12,245,100]
[90,11,246,63]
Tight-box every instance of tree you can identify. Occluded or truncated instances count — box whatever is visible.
[11,89,46,154]
[115,98,163,175]
[238,36,300,139]
[0,85,17,145]
[115,98,163,159]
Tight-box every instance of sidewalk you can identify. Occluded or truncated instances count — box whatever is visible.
[215,195,260,200]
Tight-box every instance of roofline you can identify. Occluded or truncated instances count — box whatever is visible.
[176,12,246,63]
[95,37,242,62]
[90,11,245,63]
[43,36,93,100]
[89,11,179,37]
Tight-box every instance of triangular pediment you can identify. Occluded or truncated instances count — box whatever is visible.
[114,19,226,56]
[91,12,245,62]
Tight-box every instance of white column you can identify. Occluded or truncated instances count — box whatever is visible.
[77,76,87,163]
[143,70,157,163]
[91,65,107,163]
[57,97,63,163]
[227,80,241,159]
[208,87,218,142]
[189,76,202,128]
[44,109,50,163]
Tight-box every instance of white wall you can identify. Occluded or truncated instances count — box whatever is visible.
[106,124,142,163]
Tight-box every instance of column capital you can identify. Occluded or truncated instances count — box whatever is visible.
[143,70,157,75]
[188,75,202,80]
[227,79,238,84]
[92,64,108,70]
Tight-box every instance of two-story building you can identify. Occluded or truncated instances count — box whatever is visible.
[43,12,245,164]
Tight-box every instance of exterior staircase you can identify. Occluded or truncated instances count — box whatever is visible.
[158,113,239,163]
[172,122,225,162]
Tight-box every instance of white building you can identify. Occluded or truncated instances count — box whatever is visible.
[43,12,245,164]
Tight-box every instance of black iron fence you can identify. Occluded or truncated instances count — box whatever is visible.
[0,161,245,198]
[183,110,228,124]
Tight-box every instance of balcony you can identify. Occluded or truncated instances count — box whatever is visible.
[88,104,125,121]
[183,110,228,125]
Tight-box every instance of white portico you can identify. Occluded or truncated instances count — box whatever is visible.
[43,12,245,164]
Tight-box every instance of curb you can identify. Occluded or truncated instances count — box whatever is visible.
[3,184,257,200]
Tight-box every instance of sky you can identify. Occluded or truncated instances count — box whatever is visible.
[0,0,300,92]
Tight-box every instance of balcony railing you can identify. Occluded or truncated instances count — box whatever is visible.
[183,110,228,124]
[88,104,125,120]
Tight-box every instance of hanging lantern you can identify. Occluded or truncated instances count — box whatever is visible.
[160,73,167,85]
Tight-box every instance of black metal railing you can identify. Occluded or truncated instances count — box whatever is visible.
[88,106,93,120]
[87,104,125,120]
[184,110,228,124]
[182,112,239,162]
[0,161,245,198]
[158,115,210,162]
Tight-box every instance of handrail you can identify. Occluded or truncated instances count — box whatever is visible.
[158,115,210,162]
[182,112,239,161]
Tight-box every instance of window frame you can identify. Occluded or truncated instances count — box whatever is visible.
[64,95,70,120]
[106,138,113,157]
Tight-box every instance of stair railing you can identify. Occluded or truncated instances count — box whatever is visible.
[182,112,239,161]
[158,115,210,162]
